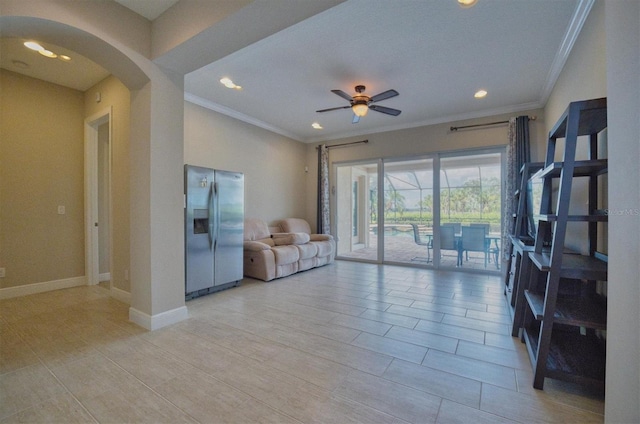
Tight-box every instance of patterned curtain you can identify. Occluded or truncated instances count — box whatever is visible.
[502,116,531,258]
[316,144,330,234]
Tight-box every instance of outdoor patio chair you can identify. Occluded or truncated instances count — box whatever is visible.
[410,224,432,263]
[439,225,460,266]
[460,225,488,268]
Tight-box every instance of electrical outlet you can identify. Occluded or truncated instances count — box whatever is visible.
[58,205,66,215]
[0,268,5,278]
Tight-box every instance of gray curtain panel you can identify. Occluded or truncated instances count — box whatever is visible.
[503,116,531,258]
[317,144,330,234]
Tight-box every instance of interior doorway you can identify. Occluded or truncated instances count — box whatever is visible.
[85,108,112,287]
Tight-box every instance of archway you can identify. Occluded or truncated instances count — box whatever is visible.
[1,11,187,330]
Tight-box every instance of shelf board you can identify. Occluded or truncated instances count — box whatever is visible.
[537,159,608,179]
[538,213,608,222]
[524,290,607,329]
[528,252,607,280]
[523,326,606,387]
[549,97,607,139]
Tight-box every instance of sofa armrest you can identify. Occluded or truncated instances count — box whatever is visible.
[244,241,272,251]
[272,232,311,245]
[310,234,334,241]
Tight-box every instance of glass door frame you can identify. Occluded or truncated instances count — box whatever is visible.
[332,146,505,273]
[332,159,383,264]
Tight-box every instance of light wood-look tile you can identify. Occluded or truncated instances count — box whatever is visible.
[334,369,442,423]
[480,383,604,423]
[0,262,603,423]
[0,393,97,424]
[422,349,517,390]
[436,399,520,424]
[383,359,482,408]
[0,364,68,420]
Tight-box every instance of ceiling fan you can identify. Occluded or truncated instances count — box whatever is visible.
[316,85,401,123]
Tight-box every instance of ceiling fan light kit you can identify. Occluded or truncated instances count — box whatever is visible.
[316,85,401,123]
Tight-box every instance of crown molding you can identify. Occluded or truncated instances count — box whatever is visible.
[539,0,595,105]
[184,93,301,141]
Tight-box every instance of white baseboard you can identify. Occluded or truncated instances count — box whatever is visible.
[110,286,131,304]
[129,305,189,330]
[99,272,111,282]
[0,276,87,300]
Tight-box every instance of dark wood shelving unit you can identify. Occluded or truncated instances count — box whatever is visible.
[520,97,608,390]
[524,324,606,386]
[504,162,543,335]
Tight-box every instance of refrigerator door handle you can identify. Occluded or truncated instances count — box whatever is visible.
[213,181,219,252]
[207,182,214,250]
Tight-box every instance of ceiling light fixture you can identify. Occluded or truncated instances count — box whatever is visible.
[474,89,488,98]
[38,49,57,59]
[312,122,323,129]
[458,0,478,8]
[352,102,369,117]
[24,41,44,51]
[24,41,66,60]
[220,77,242,90]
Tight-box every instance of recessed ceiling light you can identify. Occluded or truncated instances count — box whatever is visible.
[58,54,71,61]
[458,0,478,8]
[312,122,323,130]
[24,41,44,51]
[474,89,488,99]
[220,77,242,90]
[38,49,57,59]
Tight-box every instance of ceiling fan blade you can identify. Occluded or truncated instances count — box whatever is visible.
[369,104,401,116]
[316,105,351,113]
[370,89,399,103]
[352,114,360,124]
[331,89,354,102]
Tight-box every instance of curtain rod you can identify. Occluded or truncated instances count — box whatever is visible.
[450,116,536,132]
[316,139,368,150]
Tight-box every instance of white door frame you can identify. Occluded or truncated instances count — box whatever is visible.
[84,108,112,286]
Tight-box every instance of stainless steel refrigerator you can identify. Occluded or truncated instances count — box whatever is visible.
[184,165,244,299]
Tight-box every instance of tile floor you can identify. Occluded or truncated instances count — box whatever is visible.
[0,261,604,423]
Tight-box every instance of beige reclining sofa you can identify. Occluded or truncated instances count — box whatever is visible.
[243,218,335,281]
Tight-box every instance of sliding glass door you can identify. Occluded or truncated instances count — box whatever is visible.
[439,152,502,270]
[382,158,434,265]
[335,161,379,261]
[335,149,503,272]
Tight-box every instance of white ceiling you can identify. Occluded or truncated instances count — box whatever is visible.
[114,0,179,21]
[1,0,589,144]
[0,38,110,91]
[184,0,584,142]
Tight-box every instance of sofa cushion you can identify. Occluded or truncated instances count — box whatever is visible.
[295,242,318,260]
[271,245,299,265]
[244,218,271,241]
[312,240,334,257]
[310,234,334,241]
[279,218,311,234]
[272,232,310,246]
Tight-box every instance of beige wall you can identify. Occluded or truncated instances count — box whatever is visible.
[0,71,131,294]
[0,70,84,288]
[84,76,131,293]
[184,101,307,225]
[604,1,640,421]
[542,0,607,256]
